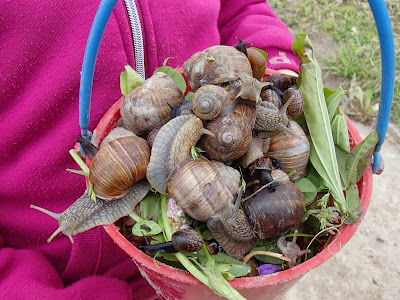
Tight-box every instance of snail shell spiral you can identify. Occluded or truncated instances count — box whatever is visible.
[192,85,227,120]
[198,103,256,162]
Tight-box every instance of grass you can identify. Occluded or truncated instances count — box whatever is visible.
[269,0,399,125]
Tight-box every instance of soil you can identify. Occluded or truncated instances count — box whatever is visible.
[281,33,400,300]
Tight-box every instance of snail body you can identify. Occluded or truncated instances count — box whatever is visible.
[30,180,151,243]
[254,96,299,138]
[236,73,272,105]
[120,72,184,135]
[146,114,215,194]
[30,132,151,242]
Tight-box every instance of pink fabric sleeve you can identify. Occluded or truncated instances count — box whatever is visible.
[218,0,299,73]
[0,247,154,300]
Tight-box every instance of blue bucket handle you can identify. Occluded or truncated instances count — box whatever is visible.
[367,0,395,174]
[78,0,395,174]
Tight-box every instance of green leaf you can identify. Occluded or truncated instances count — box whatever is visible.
[132,220,163,236]
[293,33,347,215]
[331,114,350,152]
[324,87,344,121]
[191,145,205,160]
[140,192,162,221]
[66,169,89,176]
[249,47,268,60]
[295,178,318,206]
[343,183,362,224]
[154,66,186,93]
[335,146,349,187]
[120,65,144,96]
[345,131,378,188]
[305,164,328,193]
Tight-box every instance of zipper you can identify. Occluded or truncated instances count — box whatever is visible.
[124,0,146,78]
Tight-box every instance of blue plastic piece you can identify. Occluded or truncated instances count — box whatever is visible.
[79,0,118,141]
[368,0,395,173]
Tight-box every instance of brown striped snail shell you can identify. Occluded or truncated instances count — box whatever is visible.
[246,48,267,80]
[238,136,264,169]
[242,180,305,239]
[99,127,136,148]
[192,85,228,120]
[260,88,283,110]
[171,228,204,252]
[120,72,184,135]
[266,120,310,182]
[283,88,304,118]
[165,156,237,222]
[89,135,151,201]
[198,103,256,162]
[210,160,241,198]
[183,45,253,91]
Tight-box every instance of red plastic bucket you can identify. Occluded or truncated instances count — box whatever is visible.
[92,70,372,300]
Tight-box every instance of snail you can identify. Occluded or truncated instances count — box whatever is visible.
[141,228,203,254]
[246,48,267,80]
[146,114,215,194]
[277,229,310,268]
[266,120,310,182]
[192,85,228,120]
[260,88,283,110]
[283,87,304,118]
[120,72,185,135]
[165,155,304,259]
[165,156,257,258]
[241,181,305,240]
[30,133,151,243]
[198,103,256,162]
[233,38,267,80]
[183,45,253,91]
[262,74,297,92]
[254,95,300,138]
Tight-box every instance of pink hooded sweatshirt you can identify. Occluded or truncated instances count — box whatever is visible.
[0,0,299,299]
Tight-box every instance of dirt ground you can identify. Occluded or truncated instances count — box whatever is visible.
[280,32,400,300]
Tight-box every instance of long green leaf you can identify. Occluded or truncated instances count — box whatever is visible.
[324,87,344,121]
[331,114,350,152]
[345,131,378,188]
[293,34,347,214]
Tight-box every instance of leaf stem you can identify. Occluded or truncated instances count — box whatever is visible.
[69,149,90,174]
[242,251,291,264]
[129,212,143,223]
